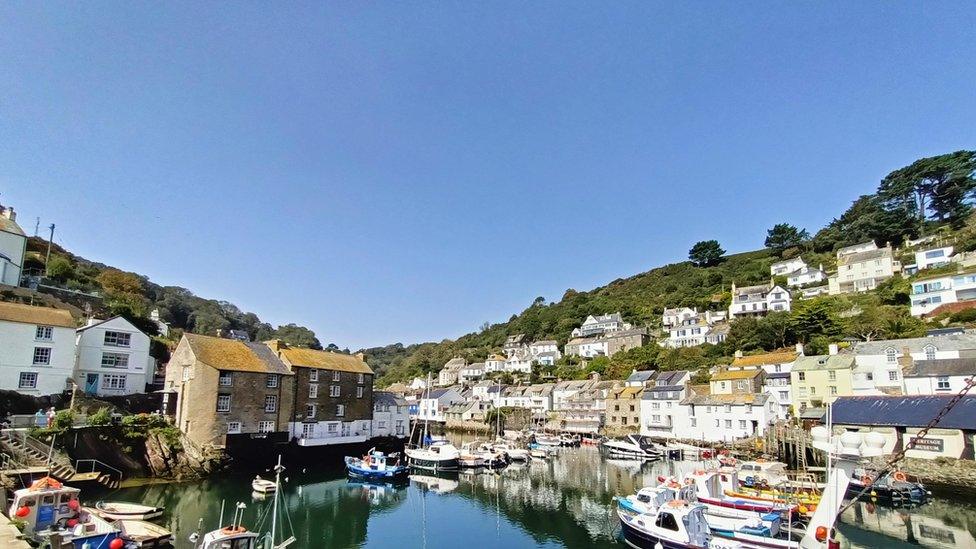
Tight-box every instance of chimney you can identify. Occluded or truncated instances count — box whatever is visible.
[355,352,366,362]
[795,342,805,355]
[828,343,838,356]
[898,346,914,375]
[734,350,743,358]
[86,317,101,327]
[1,206,15,221]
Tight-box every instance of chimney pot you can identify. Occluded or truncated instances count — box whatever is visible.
[2,207,15,221]
[734,350,743,358]
[828,343,838,355]
[795,342,805,354]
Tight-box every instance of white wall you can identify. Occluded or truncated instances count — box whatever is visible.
[0,230,25,287]
[855,347,960,394]
[75,317,153,396]
[0,320,75,395]
[668,401,777,442]
[904,375,971,395]
[373,404,409,437]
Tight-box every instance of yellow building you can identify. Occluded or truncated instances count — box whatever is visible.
[790,354,855,411]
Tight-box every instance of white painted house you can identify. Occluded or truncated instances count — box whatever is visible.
[438,357,465,386]
[662,307,698,329]
[909,271,976,317]
[639,370,691,438]
[484,354,506,373]
[372,391,409,438]
[852,334,976,395]
[0,206,26,287]
[0,302,76,395]
[75,316,154,396]
[417,387,463,423]
[902,358,976,396]
[662,310,729,348]
[571,313,631,337]
[915,246,954,271]
[677,392,777,442]
[771,257,806,277]
[771,257,825,287]
[828,241,901,295]
[728,283,792,318]
[458,362,485,382]
[528,340,561,365]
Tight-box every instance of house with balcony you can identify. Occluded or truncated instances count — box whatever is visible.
[560,380,621,434]
[790,352,855,411]
[661,311,728,348]
[639,370,690,438]
[0,302,76,396]
[0,204,26,287]
[503,334,528,357]
[909,270,976,317]
[662,307,698,329]
[459,362,485,382]
[552,379,597,410]
[728,282,792,318]
[902,358,976,396]
[915,246,954,271]
[571,313,632,338]
[852,334,976,395]
[269,341,374,447]
[372,391,409,438]
[827,241,901,295]
[164,333,296,449]
[74,316,155,396]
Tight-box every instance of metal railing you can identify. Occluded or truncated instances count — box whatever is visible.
[75,459,124,482]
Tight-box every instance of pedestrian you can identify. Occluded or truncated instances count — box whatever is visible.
[46,407,56,428]
[34,409,46,428]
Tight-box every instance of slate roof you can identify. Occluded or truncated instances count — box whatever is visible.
[793,355,855,372]
[626,370,655,383]
[854,334,976,355]
[682,393,770,406]
[643,385,684,397]
[838,248,890,265]
[531,340,558,346]
[185,333,292,375]
[733,351,798,367]
[831,395,976,430]
[374,391,406,407]
[765,372,791,380]
[0,214,25,236]
[904,358,976,378]
[653,371,688,386]
[425,388,453,399]
[0,301,75,328]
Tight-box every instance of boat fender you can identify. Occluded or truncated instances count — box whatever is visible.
[893,471,907,482]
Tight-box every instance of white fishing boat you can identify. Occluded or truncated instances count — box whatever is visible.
[94,500,165,521]
[406,439,462,471]
[251,475,277,494]
[602,434,663,459]
[7,476,123,547]
[533,433,561,447]
[491,441,529,461]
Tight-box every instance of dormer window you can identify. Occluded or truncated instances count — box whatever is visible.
[885,348,897,364]
[923,345,936,361]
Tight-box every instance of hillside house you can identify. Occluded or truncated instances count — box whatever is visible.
[75,316,154,396]
[459,362,485,382]
[639,370,690,437]
[828,241,901,295]
[565,328,649,358]
[852,334,976,395]
[503,334,527,357]
[728,282,792,318]
[438,357,466,386]
[626,369,656,388]
[710,368,765,395]
[902,358,976,395]
[164,334,296,449]
[662,307,698,328]
[791,353,855,411]
[0,302,76,396]
[529,340,561,365]
[444,400,492,424]
[914,246,954,271]
[0,204,26,287]
[418,387,463,423]
[552,379,596,410]
[662,311,728,348]
[571,313,632,337]
[606,385,643,433]
[559,380,620,434]
[484,354,506,373]
[909,270,976,316]
[372,391,408,438]
[731,349,800,375]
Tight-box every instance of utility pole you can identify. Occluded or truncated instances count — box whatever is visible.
[34,217,40,237]
[45,223,55,274]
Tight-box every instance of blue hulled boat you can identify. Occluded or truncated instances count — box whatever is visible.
[345,449,409,481]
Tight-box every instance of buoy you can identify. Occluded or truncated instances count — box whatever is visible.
[798,505,808,515]
[861,475,872,486]
[15,506,30,517]
[67,518,79,527]
[109,538,124,549]
[68,499,80,510]
[893,471,907,482]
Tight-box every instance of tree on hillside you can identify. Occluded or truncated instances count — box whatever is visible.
[879,150,976,229]
[46,256,74,282]
[764,223,809,253]
[274,323,323,349]
[97,269,144,296]
[811,195,915,252]
[689,240,725,267]
[791,301,842,343]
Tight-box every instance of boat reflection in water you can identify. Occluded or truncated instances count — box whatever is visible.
[838,499,976,548]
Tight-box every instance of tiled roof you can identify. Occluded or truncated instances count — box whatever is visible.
[904,358,976,378]
[0,301,75,328]
[732,351,798,367]
[185,333,291,374]
[278,346,373,374]
[711,369,762,381]
[792,355,855,372]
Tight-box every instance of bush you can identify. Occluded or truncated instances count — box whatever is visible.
[52,410,75,431]
[949,308,976,323]
[88,407,112,427]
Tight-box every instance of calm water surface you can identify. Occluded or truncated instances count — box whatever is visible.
[87,437,976,548]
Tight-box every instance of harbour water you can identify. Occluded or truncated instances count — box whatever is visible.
[86,439,976,548]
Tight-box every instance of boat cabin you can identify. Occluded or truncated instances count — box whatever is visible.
[739,460,789,485]
[200,527,260,549]
[619,500,710,546]
[7,477,81,537]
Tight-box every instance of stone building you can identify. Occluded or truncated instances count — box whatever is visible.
[164,333,296,449]
[605,385,643,433]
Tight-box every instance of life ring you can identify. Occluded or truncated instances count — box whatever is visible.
[220,526,247,535]
[861,475,873,486]
[893,471,907,483]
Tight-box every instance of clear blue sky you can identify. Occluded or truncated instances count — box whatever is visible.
[1,3,973,349]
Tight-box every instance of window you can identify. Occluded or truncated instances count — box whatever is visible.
[258,421,275,433]
[333,371,341,382]
[18,372,37,389]
[32,347,51,365]
[358,373,365,384]
[101,352,129,369]
[266,374,278,388]
[652,414,661,422]
[797,372,806,381]
[714,419,720,427]
[937,376,951,390]
[357,386,364,398]
[217,395,231,412]
[779,391,788,400]
[306,405,316,419]
[219,372,232,386]
[774,364,782,373]
[745,405,752,415]
[827,370,836,381]
[724,404,731,413]
[798,387,807,397]
[378,421,386,429]
[889,371,899,381]
[330,385,340,397]
[720,382,727,390]
[810,386,817,395]
[725,419,732,428]
[182,367,191,382]
[309,369,319,382]
[739,420,747,429]
[924,346,937,361]
[264,395,278,413]
[103,331,131,347]
[885,348,897,364]
[652,402,660,410]
[736,380,746,390]
[101,374,126,390]
[336,404,345,417]
[830,386,838,396]
[309,384,318,398]
[227,422,242,434]
[690,418,696,427]
[35,326,53,341]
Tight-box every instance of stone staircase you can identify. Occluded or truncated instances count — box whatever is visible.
[0,431,121,489]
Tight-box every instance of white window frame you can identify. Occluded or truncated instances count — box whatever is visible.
[33,347,52,366]
[309,369,319,382]
[332,371,341,382]
[357,386,364,398]
[358,373,365,384]
[100,374,127,390]
[182,367,191,382]
[309,384,318,398]
[217,394,231,413]
[330,385,340,397]
[336,404,345,417]
[937,376,951,390]
[35,326,54,341]
[266,374,278,388]
[306,404,316,419]
[18,372,38,389]
[219,372,232,386]
[103,331,131,348]
[258,421,275,433]
[885,348,897,364]
[226,421,242,434]
[101,352,129,369]
[264,395,278,413]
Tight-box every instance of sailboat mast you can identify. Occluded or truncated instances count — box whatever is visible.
[270,454,282,545]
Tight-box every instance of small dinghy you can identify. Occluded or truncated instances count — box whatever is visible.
[345,449,409,481]
[251,475,277,494]
[95,501,165,521]
[115,519,172,548]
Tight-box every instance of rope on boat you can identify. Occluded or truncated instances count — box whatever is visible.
[835,375,976,517]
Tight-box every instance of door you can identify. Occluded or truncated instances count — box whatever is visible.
[85,373,98,395]
[301,423,315,439]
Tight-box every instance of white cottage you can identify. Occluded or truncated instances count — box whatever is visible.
[852,334,976,395]
[0,205,26,287]
[0,302,76,395]
[75,316,155,396]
